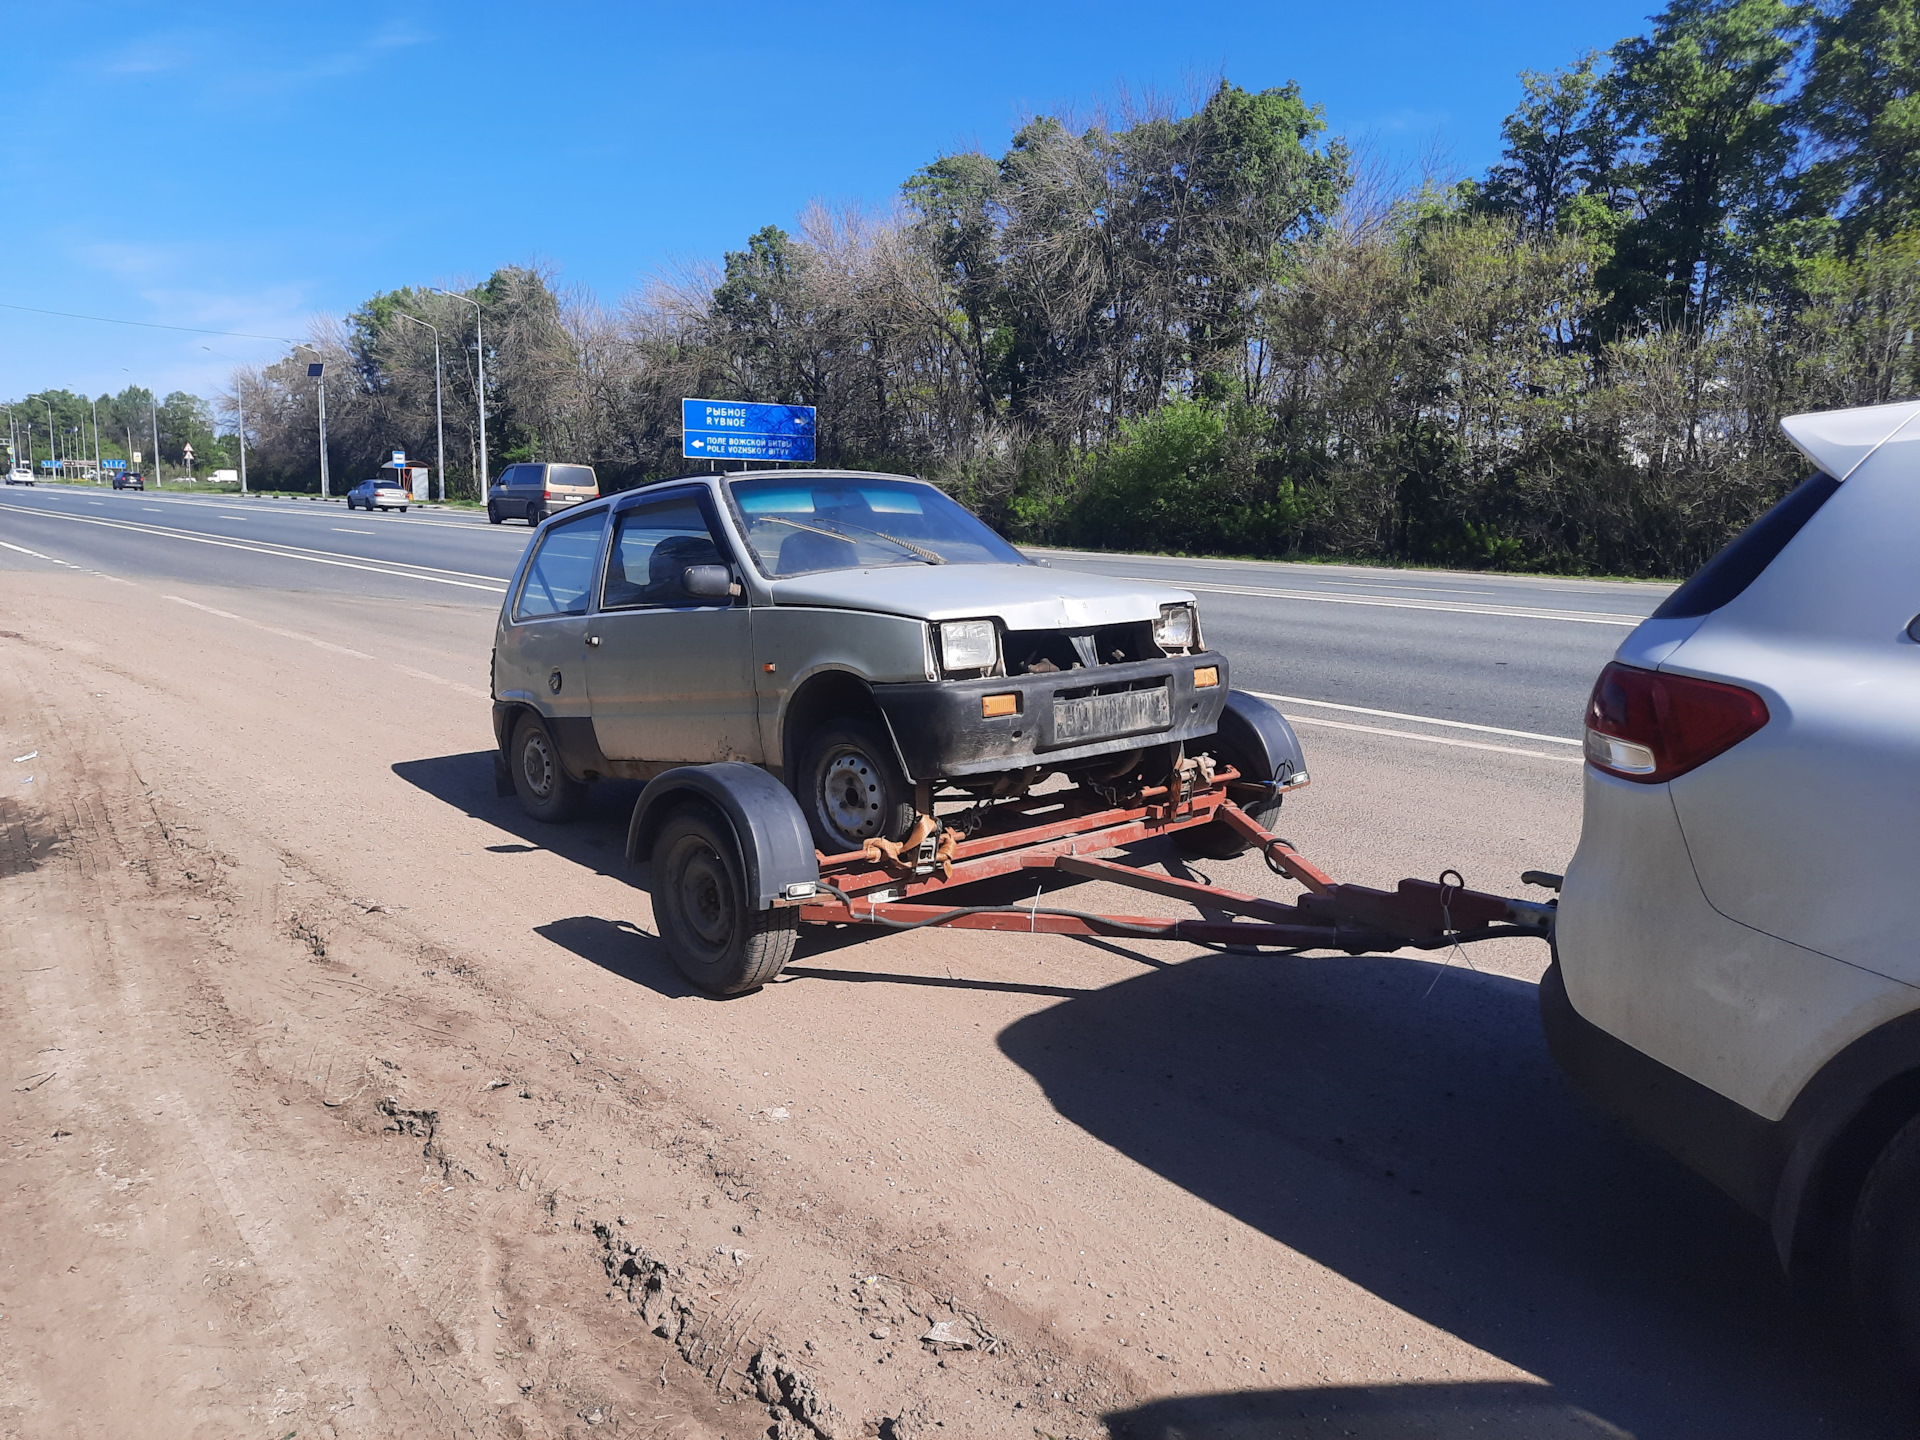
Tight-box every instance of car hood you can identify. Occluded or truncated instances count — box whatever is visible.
[763,562,1192,629]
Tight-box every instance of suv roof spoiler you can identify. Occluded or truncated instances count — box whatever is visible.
[1781,398,1920,482]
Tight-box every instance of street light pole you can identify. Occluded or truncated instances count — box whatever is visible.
[150,393,162,489]
[41,398,53,481]
[90,395,101,483]
[294,344,330,498]
[394,311,446,504]
[434,289,487,503]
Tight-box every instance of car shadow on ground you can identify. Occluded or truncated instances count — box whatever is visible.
[1000,950,1914,1440]
[1107,1379,1640,1439]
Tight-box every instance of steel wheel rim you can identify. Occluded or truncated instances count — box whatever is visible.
[679,846,735,949]
[521,731,555,799]
[820,748,885,843]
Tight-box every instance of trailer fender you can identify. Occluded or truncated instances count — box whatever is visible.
[1208,690,1307,787]
[627,763,819,910]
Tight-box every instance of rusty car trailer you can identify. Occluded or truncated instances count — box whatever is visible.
[627,752,1556,995]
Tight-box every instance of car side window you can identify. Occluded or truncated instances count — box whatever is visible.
[513,507,609,621]
[602,493,733,610]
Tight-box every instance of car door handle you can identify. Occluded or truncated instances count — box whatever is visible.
[585,635,601,647]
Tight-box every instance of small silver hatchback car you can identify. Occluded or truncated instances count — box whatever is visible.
[489,469,1243,854]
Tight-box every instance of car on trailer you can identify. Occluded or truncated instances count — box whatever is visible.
[489,469,1314,984]
[1548,397,1920,1376]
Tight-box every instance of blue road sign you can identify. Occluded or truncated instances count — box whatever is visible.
[103,458,126,470]
[681,399,815,463]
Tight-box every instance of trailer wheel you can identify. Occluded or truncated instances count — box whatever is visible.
[1851,1110,1920,1378]
[652,808,797,994]
[1175,739,1282,860]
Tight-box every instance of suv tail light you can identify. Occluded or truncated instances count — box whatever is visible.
[543,487,552,499]
[1583,662,1769,783]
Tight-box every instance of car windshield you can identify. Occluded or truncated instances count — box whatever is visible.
[728,476,1026,576]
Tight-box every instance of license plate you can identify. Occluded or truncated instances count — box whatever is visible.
[1052,685,1171,743]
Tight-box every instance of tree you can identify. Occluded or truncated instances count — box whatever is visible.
[1800,0,1920,248]
[1477,55,1617,239]
[1598,0,1809,333]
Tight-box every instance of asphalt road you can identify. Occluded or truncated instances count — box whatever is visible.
[0,483,1670,761]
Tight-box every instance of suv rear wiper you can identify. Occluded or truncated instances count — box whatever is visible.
[763,515,945,565]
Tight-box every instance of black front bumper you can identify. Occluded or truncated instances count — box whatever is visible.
[872,652,1229,780]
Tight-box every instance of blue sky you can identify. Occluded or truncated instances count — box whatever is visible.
[3,0,1655,406]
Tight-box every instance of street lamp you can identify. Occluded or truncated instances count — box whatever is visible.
[202,346,249,494]
[433,289,488,503]
[89,395,102,483]
[40,397,53,481]
[393,311,445,504]
[293,344,331,498]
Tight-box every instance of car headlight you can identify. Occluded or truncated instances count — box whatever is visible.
[939,619,998,672]
[1153,603,1196,649]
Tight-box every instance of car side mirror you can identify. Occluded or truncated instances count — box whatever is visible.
[681,564,733,600]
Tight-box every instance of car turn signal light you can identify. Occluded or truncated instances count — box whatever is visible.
[981,693,1019,718]
[1193,666,1219,688]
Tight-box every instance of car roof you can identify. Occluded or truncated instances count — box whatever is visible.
[626,468,924,497]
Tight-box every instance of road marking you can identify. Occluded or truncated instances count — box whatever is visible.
[30,489,509,534]
[163,595,375,658]
[144,507,164,512]
[391,663,490,700]
[1281,711,1584,763]
[0,539,80,567]
[0,502,510,593]
[333,527,375,535]
[1137,577,1644,626]
[1248,691,1581,746]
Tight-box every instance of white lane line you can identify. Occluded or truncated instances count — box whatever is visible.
[1312,580,1501,596]
[333,527,375,535]
[1140,576,1644,626]
[0,503,509,593]
[144,507,164,512]
[1282,711,1584,763]
[391,663,490,701]
[27,489,519,535]
[164,595,374,658]
[0,538,80,567]
[1248,691,1581,746]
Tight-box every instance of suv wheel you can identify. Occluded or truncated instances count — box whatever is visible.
[1852,1111,1920,1378]
[652,808,797,994]
[796,718,916,855]
[528,504,547,527]
[510,713,587,823]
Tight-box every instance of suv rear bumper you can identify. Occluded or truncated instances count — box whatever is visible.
[872,652,1228,780]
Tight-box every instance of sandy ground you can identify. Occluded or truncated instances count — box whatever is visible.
[0,565,1889,1440]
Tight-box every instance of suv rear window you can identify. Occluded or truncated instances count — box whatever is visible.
[550,464,596,491]
[1651,473,1840,620]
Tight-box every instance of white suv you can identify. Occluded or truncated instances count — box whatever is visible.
[1548,397,1920,1368]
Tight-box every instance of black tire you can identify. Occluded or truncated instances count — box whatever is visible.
[509,712,587,823]
[1851,1111,1920,1379]
[487,504,503,524]
[400,506,409,512]
[794,717,917,855]
[652,808,797,994]
[528,504,546,527]
[1174,738,1283,860]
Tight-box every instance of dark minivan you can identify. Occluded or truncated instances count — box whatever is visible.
[487,463,598,526]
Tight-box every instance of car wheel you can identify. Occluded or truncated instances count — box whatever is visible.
[509,712,587,823]
[487,504,503,524]
[528,505,547,527]
[796,718,917,855]
[651,807,797,995]
[1851,1111,1920,1378]
[1174,736,1283,860]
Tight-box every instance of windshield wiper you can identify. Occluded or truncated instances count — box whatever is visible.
[761,515,945,565]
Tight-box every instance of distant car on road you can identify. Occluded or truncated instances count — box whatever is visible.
[112,471,143,491]
[488,462,598,526]
[5,467,32,486]
[1549,397,1920,1374]
[346,477,409,512]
